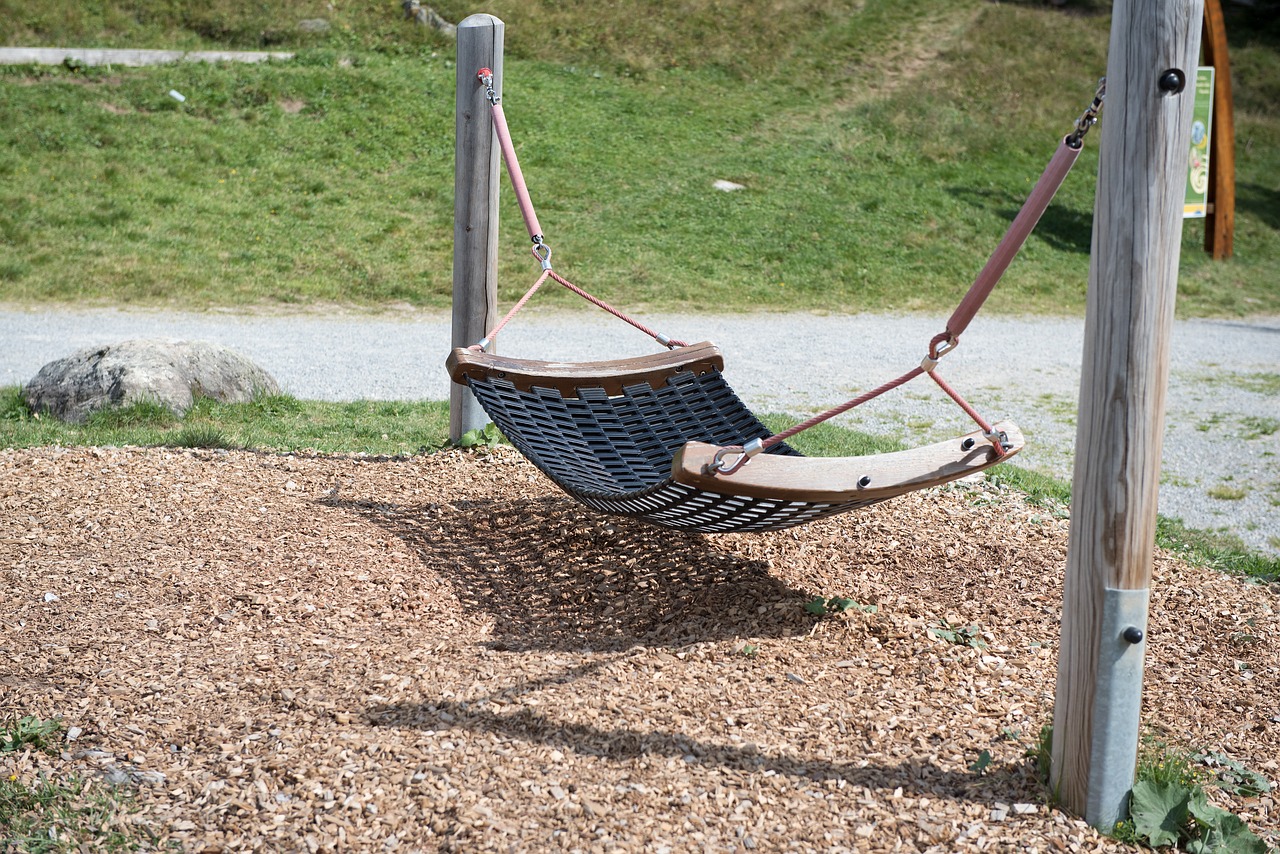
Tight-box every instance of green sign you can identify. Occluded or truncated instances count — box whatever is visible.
[1184,67,1215,219]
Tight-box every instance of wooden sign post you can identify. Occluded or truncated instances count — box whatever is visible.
[450,14,504,441]
[1050,0,1204,830]
[1201,0,1236,259]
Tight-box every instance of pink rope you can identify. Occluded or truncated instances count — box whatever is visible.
[926,370,1005,458]
[759,366,926,451]
[472,269,552,349]
[943,138,1082,344]
[548,269,689,348]
[490,101,544,242]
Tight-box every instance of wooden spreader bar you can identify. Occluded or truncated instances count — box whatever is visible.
[673,421,1024,503]
[447,341,725,397]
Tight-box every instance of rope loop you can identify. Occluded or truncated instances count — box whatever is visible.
[531,241,553,270]
[706,439,763,476]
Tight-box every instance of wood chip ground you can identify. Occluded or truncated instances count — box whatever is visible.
[2,445,1276,852]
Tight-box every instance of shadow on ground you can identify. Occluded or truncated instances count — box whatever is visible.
[330,493,819,653]
[368,695,1046,809]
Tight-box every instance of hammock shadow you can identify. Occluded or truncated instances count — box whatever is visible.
[327,493,818,653]
[946,186,1093,255]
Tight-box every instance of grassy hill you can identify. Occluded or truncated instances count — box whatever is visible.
[1,0,1277,316]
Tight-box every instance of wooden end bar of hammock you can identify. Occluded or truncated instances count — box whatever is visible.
[672,421,1024,503]
[447,341,725,397]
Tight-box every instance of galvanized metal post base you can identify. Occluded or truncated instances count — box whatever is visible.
[1085,586,1151,830]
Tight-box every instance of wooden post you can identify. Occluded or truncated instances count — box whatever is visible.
[451,14,504,441]
[1050,0,1203,830]
[1201,0,1236,259]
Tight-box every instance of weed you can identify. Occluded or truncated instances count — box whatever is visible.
[928,619,987,650]
[1113,737,1270,852]
[1196,751,1273,799]
[456,422,505,450]
[1029,725,1052,785]
[969,749,993,775]
[804,596,877,617]
[1,715,64,753]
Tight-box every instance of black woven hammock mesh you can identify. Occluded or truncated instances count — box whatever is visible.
[462,367,894,533]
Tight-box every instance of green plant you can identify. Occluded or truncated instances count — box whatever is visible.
[456,422,505,450]
[928,619,987,650]
[1126,780,1269,853]
[803,596,877,617]
[1114,738,1270,852]
[1,715,64,753]
[1196,751,1273,799]
[969,749,993,775]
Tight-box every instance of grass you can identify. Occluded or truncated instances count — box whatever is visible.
[0,1,1277,316]
[1,387,451,456]
[0,716,154,851]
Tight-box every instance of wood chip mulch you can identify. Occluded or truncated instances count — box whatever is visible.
[2,445,1276,852]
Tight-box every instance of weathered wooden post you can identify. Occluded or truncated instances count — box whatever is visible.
[450,14,504,441]
[1051,0,1203,830]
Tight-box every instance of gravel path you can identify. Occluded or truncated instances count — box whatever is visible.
[3,305,1278,556]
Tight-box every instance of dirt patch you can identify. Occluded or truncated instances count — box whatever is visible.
[2,445,1276,851]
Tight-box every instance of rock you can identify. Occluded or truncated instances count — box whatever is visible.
[298,18,331,33]
[402,0,456,36]
[23,339,279,423]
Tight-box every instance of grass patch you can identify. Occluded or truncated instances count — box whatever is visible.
[1207,482,1250,501]
[0,387,451,456]
[0,716,154,850]
[1156,516,1280,585]
[0,1,1276,316]
[0,772,148,852]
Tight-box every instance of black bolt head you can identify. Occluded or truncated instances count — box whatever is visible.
[1158,69,1186,94]
[1122,626,1145,644]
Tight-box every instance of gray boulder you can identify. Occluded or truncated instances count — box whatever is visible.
[23,339,280,423]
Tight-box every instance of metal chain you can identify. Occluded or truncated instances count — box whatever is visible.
[1066,78,1106,149]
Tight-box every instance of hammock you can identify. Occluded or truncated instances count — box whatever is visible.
[447,72,1103,533]
[448,342,1022,533]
